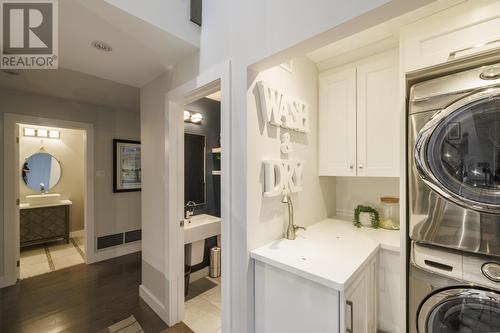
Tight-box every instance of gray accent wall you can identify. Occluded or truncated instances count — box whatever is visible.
[184,97,221,217]
[184,97,221,273]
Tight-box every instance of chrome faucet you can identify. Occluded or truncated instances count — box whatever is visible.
[281,194,306,240]
[185,201,196,219]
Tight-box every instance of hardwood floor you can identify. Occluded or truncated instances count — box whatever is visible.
[0,252,168,333]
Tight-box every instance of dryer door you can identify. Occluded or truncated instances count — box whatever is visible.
[418,288,500,333]
[415,87,500,213]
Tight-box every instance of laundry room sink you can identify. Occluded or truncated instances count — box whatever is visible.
[184,214,221,244]
[25,193,61,206]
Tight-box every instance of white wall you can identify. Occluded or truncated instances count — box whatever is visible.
[335,177,399,216]
[104,0,200,48]
[139,72,171,307]
[19,126,85,232]
[247,57,336,249]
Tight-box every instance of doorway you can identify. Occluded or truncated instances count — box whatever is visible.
[18,124,86,279]
[183,92,222,333]
[3,114,94,286]
[165,62,232,332]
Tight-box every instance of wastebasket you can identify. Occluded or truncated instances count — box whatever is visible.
[210,247,221,278]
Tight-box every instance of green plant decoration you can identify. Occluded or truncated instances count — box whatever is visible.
[353,205,380,229]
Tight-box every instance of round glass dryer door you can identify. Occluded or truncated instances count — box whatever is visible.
[418,288,500,333]
[415,89,500,213]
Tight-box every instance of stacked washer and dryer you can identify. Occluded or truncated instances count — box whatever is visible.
[408,63,500,332]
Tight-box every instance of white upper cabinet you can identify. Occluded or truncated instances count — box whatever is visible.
[401,0,500,72]
[319,51,399,177]
[319,66,357,176]
[356,54,399,177]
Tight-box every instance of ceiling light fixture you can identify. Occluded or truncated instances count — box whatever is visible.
[184,111,191,121]
[91,40,113,52]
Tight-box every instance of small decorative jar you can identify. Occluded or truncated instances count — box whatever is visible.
[380,197,400,230]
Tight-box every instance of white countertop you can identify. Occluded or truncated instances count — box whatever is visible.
[20,200,73,210]
[250,217,400,290]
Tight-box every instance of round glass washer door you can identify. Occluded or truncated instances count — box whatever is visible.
[418,288,500,333]
[415,88,500,213]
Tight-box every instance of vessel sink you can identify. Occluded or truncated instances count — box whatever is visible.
[25,193,61,206]
[184,214,221,244]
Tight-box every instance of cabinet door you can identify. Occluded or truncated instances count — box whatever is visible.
[400,0,500,72]
[345,268,369,333]
[356,53,399,177]
[319,66,357,176]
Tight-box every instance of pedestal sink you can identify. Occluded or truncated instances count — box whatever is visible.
[184,214,221,266]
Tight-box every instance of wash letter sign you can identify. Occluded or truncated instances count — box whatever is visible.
[257,81,310,133]
[257,81,309,197]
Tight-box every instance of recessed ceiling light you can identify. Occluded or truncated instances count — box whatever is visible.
[91,40,113,52]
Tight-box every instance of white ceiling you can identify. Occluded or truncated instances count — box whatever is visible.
[0,67,140,111]
[58,0,199,88]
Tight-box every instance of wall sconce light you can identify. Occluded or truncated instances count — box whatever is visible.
[37,129,48,137]
[23,128,36,137]
[23,127,60,139]
[184,111,203,124]
[49,130,60,139]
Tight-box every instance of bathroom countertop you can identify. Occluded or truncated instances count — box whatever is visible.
[20,200,73,210]
[250,218,400,291]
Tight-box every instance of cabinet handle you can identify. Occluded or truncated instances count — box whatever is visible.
[358,164,364,169]
[349,163,354,170]
[346,300,353,333]
[449,37,500,60]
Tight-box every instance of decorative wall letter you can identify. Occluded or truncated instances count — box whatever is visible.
[263,159,304,197]
[257,81,310,133]
[280,133,292,154]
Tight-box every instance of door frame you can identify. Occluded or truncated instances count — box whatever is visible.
[2,114,94,287]
[165,61,231,331]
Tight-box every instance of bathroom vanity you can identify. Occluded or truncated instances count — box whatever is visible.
[20,200,72,247]
[251,218,400,333]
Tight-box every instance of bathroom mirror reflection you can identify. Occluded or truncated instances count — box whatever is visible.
[185,133,206,206]
[22,152,62,192]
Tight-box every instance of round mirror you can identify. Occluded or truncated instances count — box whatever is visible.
[22,152,62,192]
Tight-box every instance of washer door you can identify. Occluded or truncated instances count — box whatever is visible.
[418,288,500,333]
[415,88,500,213]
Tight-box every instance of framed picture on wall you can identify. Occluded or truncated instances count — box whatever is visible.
[113,139,141,192]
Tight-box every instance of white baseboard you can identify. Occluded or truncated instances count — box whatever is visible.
[87,241,141,264]
[190,266,209,282]
[139,284,168,323]
[70,229,85,238]
[0,272,17,289]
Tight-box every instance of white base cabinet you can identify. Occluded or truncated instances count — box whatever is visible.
[254,255,377,333]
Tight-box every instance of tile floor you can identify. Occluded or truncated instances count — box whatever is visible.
[20,235,85,279]
[184,276,221,333]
